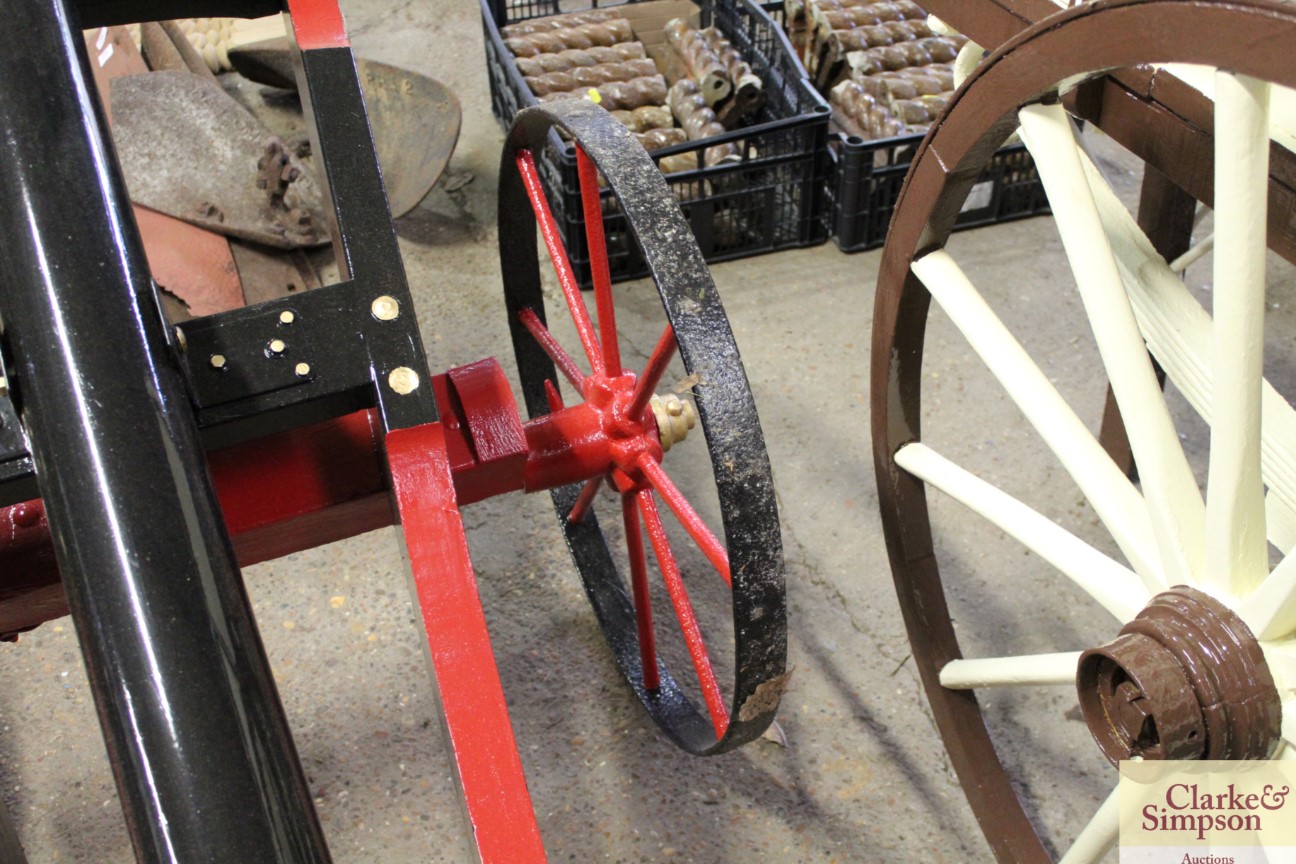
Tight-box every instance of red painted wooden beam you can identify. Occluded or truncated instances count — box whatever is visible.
[285,0,350,49]
[0,411,392,638]
[386,422,547,863]
[0,356,635,637]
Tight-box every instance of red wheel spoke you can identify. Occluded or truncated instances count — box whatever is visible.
[623,490,661,691]
[639,492,730,739]
[576,146,622,377]
[516,149,605,376]
[543,378,564,413]
[518,307,585,392]
[567,476,602,524]
[627,325,679,421]
[637,455,731,586]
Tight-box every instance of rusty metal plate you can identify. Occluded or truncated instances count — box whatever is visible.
[229,239,321,307]
[228,38,297,89]
[228,38,461,218]
[84,27,246,315]
[361,57,461,218]
[134,205,244,316]
[111,70,330,248]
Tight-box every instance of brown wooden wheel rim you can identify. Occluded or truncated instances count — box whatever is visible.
[873,1,1296,861]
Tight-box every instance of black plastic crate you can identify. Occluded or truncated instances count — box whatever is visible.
[754,0,1049,253]
[827,132,1049,252]
[483,0,832,285]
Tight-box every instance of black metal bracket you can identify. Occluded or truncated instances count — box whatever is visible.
[174,276,427,448]
[73,0,280,28]
[0,330,35,503]
[0,0,438,500]
[287,40,438,434]
[0,400,34,506]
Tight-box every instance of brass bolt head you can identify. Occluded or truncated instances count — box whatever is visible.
[295,362,311,377]
[388,366,420,395]
[210,354,227,370]
[371,295,400,321]
[279,310,296,325]
[268,339,287,355]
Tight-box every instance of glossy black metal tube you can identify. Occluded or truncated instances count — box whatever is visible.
[0,2,331,861]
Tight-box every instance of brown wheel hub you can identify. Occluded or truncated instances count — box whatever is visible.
[1077,587,1282,764]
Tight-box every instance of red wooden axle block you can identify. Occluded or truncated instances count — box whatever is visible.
[0,356,645,636]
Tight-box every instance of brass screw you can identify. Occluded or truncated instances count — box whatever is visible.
[279,310,296,326]
[294,362,311,377]
[210,354,227,369]
[371,295,400,321]
[268,339,287,355]
[388,366,419,395]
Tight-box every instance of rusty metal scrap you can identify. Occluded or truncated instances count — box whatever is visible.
[634,127,688,151]
[610,105,675,132]
[845,35,965,75]
[804,0,931,88]
[111,71,328,248]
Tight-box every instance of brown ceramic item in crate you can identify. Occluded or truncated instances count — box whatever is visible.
[482,0,831,283]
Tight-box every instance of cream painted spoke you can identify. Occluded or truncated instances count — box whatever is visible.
[1207,72,1272,595]
[1239,553,1296,641]
[1078,146,1296,560]
[940,653,1081,689]
[911,251,1161,586]
[1269,492,1296,553]
[1169,232,1213,274]
[1164,64,1296,153]
[952,38,983,90]
[1020,102,1205,587]
[897,443,1149,621]
[1058,785,1119,864]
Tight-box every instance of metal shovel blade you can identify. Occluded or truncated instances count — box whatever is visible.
[230,38,461,218]
[111,70,329,248]
[359,57,461,218]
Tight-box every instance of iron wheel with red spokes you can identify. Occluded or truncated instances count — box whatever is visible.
[498,99,786,756]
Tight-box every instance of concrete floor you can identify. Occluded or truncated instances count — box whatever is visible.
[5,1,1296,862]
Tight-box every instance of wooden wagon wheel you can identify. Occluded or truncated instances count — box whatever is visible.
[873,0,1296,860]
[498,100,787,756]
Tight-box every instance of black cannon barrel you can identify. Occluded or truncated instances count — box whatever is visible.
[0,2,331,861]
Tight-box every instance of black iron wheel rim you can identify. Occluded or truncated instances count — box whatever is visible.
[497,99,786,756]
